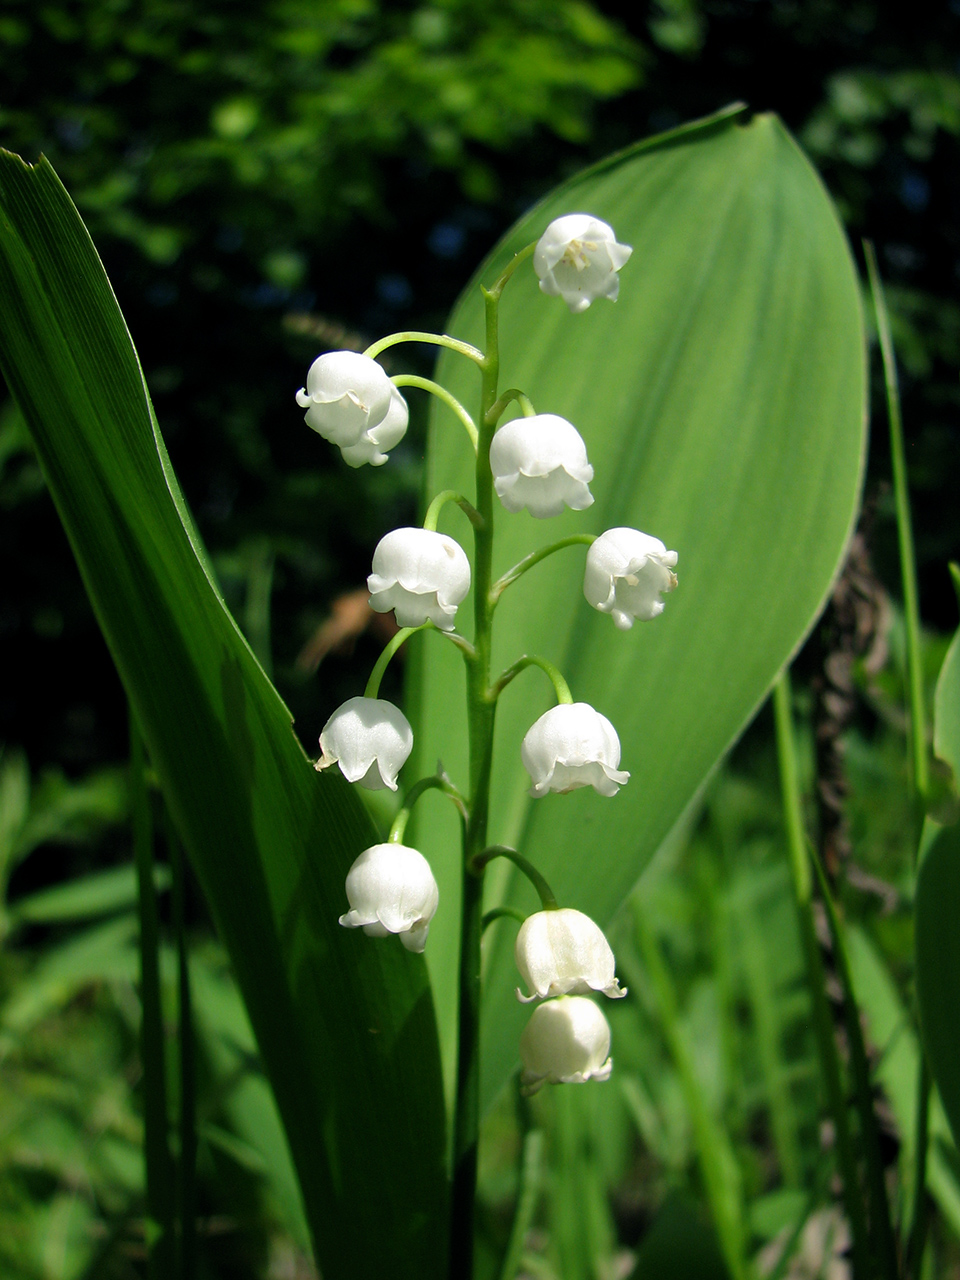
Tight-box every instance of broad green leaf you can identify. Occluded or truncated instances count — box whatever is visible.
[413,107,866,1109]
[916,619,960,1149]
[0,152,446,1278]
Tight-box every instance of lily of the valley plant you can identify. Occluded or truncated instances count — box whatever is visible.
[297,212,677,1276]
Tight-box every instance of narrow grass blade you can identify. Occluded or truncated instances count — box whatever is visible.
[131,719,175,1275]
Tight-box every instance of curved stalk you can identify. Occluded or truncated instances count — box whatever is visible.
[392,374,478,451]
[423,489,484,534]
[493,654,573,705]
[482,904,528,934]
[389,774,469,843]
[486,387,536,427]
[472,846,559,911]
[364,625,426,699]
[490,535,596,606]
[364,329,484,365]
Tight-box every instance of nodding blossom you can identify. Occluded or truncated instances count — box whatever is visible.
[296,350,408,467]
[515,908,626,1002]
[519,996,613,1095]
[521,702,629,799]
[533,214,632,314]
[584,528,678,630]
[490,414,594,519]
[367,527,471,631]
[316,696,413,791]
[339,842,439,953]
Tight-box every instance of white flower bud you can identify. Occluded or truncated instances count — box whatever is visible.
[519,996,613,1095]
[521,702,629,799]
[315,696,413,791]
[296,350,408,467]
[339,842,439,953]
[533,214,632,314]
[584,528,678,630]
[367,527,471,631]
[489,415,594,519]
[515,908,626,1002]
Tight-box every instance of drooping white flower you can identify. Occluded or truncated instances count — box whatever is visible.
[584,528,678,630]
[367,527,471,631]
[519,996,613,1095]
[315,696,413,791]
[296,350,408,467]
[339,842,439,953]
[533,214,632,314]
[521,702,629,798]
[489,415,594,519]
[515,908,626,1002]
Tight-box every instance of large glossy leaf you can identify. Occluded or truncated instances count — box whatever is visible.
[916,617,960,1147]
[411,107,867,1109]
[0,152,446,1278]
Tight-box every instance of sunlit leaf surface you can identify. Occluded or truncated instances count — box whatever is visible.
[412,107,866,1110]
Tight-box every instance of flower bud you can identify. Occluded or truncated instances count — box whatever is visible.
[584,528,678,630]
[368,527,471,631]
[316,696,413,791]
[515,908,626,1002]
[296,350,408,467]
[533,214,632,314]
[490,415,594,519]
[521,702,629,798]
[519,996,613,1095]
[339,842,439,953]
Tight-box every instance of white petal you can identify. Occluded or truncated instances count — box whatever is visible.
[521,703,628,798]
[519,996,612,1094]
[515,909,626,1002]
[340,843,439,948]
[317,697,413,791]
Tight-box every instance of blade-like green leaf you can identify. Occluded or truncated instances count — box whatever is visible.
[0,152,446,1278]
[916,620,960,1149]
[412,108,866,1109]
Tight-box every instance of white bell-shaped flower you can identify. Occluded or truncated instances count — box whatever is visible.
[519,996,613,1095]
[489,415,594,519]
[296,350,408,467]
[533,214,632,314]
[584,528,678,630]
[368,527,471,631]
[521,702,629,798]
[339,842,439,953]
[315,696,413,791]
[515,908,626,1002]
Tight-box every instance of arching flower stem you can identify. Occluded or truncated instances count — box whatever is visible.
[490,534,596,607]
[471,845,559,911]
[487,241,537,298]
[485,387,536,429]
[423,489,484,534]
[493,654,573,706]
[364,625,427,700]
[363,329,484,365]
[481,904,527,934]
[392,374,478,451]
[389,774,469,844]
